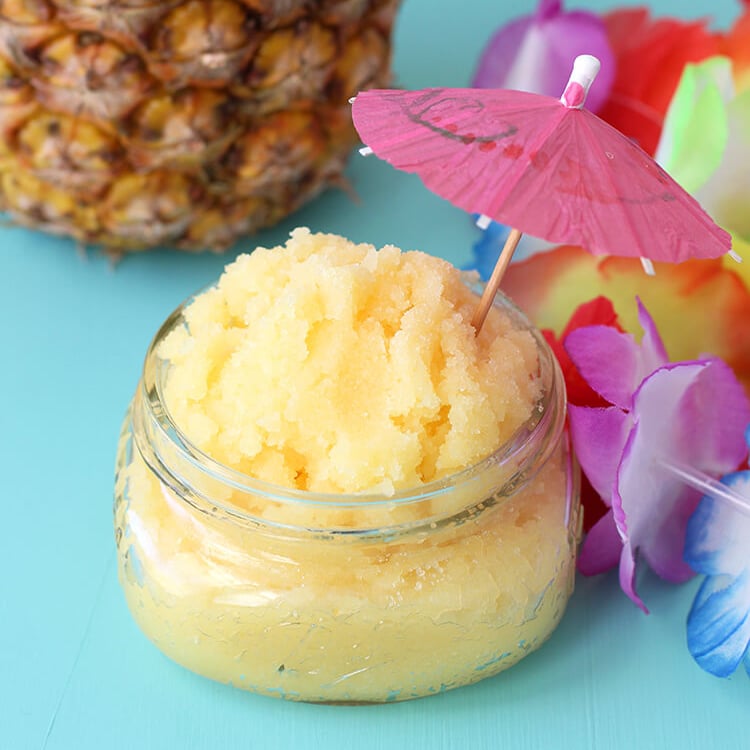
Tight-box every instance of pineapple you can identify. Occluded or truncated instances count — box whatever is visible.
[0,0,400,251]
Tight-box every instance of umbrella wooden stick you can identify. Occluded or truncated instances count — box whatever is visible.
[472,55,604,333]
[471,227,523,331]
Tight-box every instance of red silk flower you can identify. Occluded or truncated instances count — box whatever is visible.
[542,296,624,530]
[597,7,720,155]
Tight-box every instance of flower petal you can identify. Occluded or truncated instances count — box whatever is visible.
[694,86,750,245]
[654,57,732,194]
[640,481,701,584]
[543,296,624,410]
[618,540,647,613]
[471,0,614,112]
[636,297,669,367]
[687,571,750,677]
[578,509,622,575]
[543,297,625,531]
[565,326,639,409]
[683,437,750,677]
[721,4,750,91]
[614,360,750,602]
[685,471,750,578]
[502,247,750,398]
[598,8,720,154]
[564,301,666,410]
[678,359,750,473]
[466,218,512,280]
[544,328,608,409]
[568,404,630,503]
[562,295,622,336]
[651,54,750,269]
[472,16,535,90]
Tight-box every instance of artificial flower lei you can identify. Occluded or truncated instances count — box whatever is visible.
[563,298,750,612]
[551,297,750,676]
[464,0,750,678]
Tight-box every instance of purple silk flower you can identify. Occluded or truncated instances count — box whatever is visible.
[472,0,615,113]
[565,299,750,611]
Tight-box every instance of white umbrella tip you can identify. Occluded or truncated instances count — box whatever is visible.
[640,257,656,276]
[573,55,601,79]
[476,214,492,230]
[562,54,601,108]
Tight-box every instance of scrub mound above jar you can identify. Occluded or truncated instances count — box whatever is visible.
[114,228,580,703]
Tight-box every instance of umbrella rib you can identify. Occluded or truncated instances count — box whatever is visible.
[577,113,647,258]
[470,112,575,332]
[419,103,562,217]
[480,108,568,219]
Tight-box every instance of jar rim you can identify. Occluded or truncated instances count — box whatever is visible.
[134,277,566,519]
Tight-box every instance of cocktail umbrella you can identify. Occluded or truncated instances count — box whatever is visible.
[351,55,735,330]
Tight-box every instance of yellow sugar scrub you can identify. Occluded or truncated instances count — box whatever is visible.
[114,228,580,703]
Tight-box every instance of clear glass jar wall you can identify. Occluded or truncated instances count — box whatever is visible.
[114,288,580,704]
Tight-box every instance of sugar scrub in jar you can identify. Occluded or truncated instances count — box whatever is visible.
[114,228,580,703]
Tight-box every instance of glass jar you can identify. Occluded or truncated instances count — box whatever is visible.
[114,284,580,704]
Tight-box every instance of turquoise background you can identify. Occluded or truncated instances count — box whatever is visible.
[2,1,748,748]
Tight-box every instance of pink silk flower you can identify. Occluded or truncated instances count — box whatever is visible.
[565,299,750,611]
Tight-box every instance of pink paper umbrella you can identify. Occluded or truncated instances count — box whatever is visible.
[351,55,735,329]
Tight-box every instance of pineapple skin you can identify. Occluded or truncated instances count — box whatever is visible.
[0,0,400,251]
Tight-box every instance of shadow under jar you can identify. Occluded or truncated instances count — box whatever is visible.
[114,284,580,704]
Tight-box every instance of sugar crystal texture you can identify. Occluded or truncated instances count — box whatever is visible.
[159,227,541,495]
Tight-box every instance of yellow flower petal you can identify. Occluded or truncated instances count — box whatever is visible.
[504,246,750,394]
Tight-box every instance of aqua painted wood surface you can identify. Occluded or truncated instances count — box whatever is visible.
[1,1,748,748]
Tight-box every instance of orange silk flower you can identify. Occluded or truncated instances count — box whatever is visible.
[503,248,750,398]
